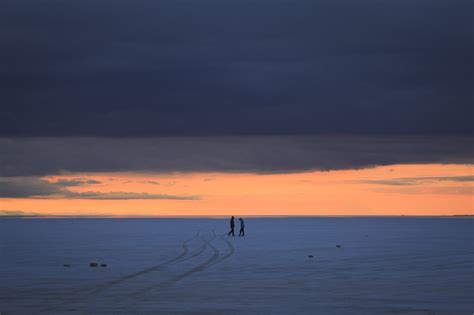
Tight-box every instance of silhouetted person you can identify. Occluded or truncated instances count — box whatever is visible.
[239,218,245,237]
[227,216,235,236]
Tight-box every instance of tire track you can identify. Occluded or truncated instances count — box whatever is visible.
[134,232,235,297]
[132,232,218,296]
[156,233,220,287]
[40,231,206,313]
[78,231,202,295]
[85,232,207,294]
[208,234,235,266]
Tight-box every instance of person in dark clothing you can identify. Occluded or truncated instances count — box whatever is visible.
[227,216,235,236]
[239,218,245,237]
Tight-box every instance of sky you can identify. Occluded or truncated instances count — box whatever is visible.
[0,0,473,216]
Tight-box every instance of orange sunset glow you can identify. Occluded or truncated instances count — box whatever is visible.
[1,164,472,217]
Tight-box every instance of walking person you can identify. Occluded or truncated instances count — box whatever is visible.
[227,216,235,237]
[239,217,245,237]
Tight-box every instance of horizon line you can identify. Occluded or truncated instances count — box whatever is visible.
[1,214,472,219]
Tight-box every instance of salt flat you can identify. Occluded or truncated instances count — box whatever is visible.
[0,217,473,314]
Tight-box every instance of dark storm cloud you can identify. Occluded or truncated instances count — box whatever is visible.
[1,136,472,177]
[1,0,472,136]
[0,177,199,199]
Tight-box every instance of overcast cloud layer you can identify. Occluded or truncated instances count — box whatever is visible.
[1,0,473,136]
[1,136,472,177]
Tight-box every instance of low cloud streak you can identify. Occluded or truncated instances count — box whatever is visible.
[359,175,474,186]
[0,177,199,200]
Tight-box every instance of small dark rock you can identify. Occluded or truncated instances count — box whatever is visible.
[336,245,341,248]
[100,264,107,267]
[63,264,71,267]
[308,255,314,258]
[90,262,98,267]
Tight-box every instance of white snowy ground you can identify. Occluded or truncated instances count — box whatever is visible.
[0,217,473,314]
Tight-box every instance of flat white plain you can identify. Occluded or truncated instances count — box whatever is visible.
[0,217,473,314]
